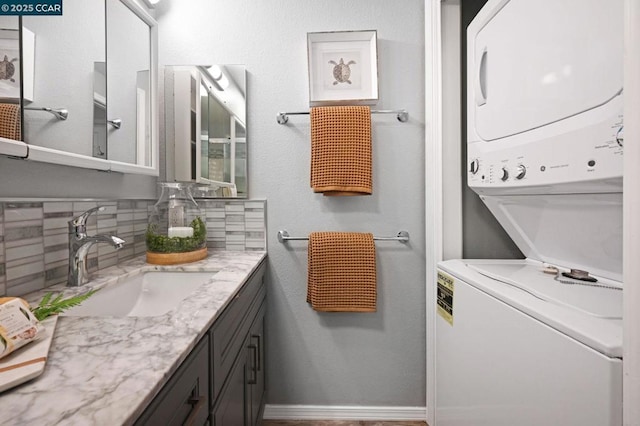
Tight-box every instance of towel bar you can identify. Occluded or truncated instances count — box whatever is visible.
[276,109,409,124]
[24,107,68,120]
[277,230,410,244]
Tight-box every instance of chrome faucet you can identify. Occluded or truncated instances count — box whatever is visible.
[68,206,125,287]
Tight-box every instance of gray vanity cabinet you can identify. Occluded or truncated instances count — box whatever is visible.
[135,259,266,426]
[134,335,210,426]
[213,303,265,426]
[211,261,266,425]
[247,304,266,425]
[212,338,250,425]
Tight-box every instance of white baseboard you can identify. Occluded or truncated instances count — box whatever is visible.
[263,404,427,421]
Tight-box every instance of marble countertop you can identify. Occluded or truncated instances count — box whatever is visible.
[0,250,267,426]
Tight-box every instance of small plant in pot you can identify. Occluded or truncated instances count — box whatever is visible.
[146,182,208,265]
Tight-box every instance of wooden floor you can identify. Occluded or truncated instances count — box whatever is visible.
[263,421,428,426]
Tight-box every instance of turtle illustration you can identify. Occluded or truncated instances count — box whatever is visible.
[0,55,17,83]
[328,58,356,85]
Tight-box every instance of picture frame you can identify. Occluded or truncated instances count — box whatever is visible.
[307,30,378,106]
[0,27,34,102]
[0,29,20,100]
[22,27,35,102]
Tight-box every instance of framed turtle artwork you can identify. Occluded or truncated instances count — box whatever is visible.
[0,29,21,100]
[307,30,378,105]
[0,27,34,102]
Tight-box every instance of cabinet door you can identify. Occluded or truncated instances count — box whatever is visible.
[247,304,266,426]
[211,261,266,403]
[136,335,210,426]
[213,339,248,426]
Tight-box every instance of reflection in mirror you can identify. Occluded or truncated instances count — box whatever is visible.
[0,1,158,175]
[0,17,20,141]
[93,61,107,158]
[106,0,152,166]
[22,2,105,156]
[165,65,247,198]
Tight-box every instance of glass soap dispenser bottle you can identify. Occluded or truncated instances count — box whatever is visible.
[146,182,207,265]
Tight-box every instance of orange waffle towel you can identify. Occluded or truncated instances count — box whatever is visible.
[310,106,372,196]
[307,232,377,312]
[0,103,21,140]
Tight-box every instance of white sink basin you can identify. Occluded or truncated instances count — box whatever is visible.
[61,271,217,317]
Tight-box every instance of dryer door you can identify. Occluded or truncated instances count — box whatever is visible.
[471,0,623,141]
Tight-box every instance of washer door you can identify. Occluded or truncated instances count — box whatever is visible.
[470,0,623,141]
[480,192,623,282]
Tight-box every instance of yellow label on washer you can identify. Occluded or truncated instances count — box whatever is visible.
[437,271,454,326]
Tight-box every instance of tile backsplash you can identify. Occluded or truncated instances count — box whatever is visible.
[0,199,266,297]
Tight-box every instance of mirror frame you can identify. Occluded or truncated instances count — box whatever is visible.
[0,0,159,176]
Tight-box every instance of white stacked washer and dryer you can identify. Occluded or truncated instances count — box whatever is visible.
[435,0,624,425]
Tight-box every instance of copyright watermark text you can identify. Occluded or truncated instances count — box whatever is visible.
[0,0,62,15]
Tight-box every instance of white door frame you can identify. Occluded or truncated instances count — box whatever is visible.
[623,0,640,424]
[425,0,443,424]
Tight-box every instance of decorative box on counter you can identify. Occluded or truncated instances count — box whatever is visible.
[146,182,207,265]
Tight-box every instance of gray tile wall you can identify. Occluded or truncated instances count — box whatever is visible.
[0,199,266,297]
[199,200,266,251]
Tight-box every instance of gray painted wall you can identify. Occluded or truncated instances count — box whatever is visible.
[156,0,426,406]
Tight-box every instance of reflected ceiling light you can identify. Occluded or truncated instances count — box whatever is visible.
[206,65,230,91]
[142,0,161,8]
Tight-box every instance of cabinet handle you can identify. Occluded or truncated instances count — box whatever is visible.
[251,334,261,372]
[184,395,206,426]
[247,344,258,385]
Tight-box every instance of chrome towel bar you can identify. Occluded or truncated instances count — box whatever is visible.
[276,109,409,124]
[24,107,68,120]
[277,230,410,244]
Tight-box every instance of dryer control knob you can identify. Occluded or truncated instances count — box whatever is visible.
[470,159,480,174]
[500,167,509,181]
[616,126,624,147]
[515,164,526,180]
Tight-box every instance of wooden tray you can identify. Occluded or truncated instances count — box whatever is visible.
[146,247,208,265]
[0,316,58,393]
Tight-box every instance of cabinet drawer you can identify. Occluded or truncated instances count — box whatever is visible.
[210,260,266,402]
[136,335,210,426]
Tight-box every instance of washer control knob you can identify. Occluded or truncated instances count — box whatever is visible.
[616,126,624,147]
[469,159,480,174]
[515,164,526,180]
[500,167,509,181]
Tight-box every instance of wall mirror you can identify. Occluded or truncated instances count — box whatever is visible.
[0,0,158,175]
[165,65,247,198]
